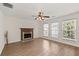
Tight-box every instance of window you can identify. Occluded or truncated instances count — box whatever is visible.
[51,23,59,38]
[43,24,49,36]
[63,20,76,39]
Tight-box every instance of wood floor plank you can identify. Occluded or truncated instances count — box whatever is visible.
[1,38,79,56]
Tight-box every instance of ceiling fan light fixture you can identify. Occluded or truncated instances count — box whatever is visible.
[38,17,41,20]
[33,10,50,21]
[42,17,45,20]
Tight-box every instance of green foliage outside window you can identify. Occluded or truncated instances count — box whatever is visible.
[63,20,76,39]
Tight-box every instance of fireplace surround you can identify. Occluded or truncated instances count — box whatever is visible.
[21,28,33,42]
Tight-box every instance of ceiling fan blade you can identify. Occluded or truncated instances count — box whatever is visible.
[43,16,50,18]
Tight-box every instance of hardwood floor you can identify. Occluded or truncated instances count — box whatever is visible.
[1,38,79,56]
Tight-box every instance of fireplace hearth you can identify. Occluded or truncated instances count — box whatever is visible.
[21,28,33,42]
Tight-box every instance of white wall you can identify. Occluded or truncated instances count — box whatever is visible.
[41,11,79,47]
[4,16,41,43]
[0,10,5,54]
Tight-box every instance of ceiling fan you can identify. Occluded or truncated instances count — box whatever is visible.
[33,10,50,20]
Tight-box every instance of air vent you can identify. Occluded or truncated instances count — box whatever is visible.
[3,3,13,8]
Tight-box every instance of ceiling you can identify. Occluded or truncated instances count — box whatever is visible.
[0,3,79,19]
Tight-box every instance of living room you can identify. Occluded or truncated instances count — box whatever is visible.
[0,3,79,56]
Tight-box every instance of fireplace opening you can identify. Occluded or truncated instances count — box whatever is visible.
[23,32,32,40]
[24,33,31,38]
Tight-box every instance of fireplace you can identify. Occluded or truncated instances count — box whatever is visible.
[21,28,33,42]
[23,32,32,39]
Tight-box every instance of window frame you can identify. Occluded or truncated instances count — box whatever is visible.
[43,23,49,36]
[62,20,76,40]
[51,22,59,38]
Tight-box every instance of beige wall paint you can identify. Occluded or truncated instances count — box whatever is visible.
[4,16,41,43]
[0,10,5,54]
